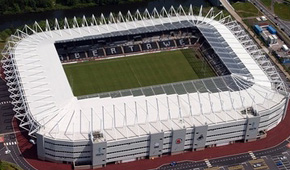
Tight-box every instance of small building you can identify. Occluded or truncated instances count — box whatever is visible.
[260,31,268,42]
[268,35,275,44]
[254,25,263,34]
[272,34,278,44]
[267,25,277,34]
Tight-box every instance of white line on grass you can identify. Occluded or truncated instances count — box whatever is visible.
[125,59,142,87]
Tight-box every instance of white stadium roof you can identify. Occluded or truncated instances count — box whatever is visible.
[1,6,287,141]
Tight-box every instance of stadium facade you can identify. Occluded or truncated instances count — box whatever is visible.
[1,5,289,168]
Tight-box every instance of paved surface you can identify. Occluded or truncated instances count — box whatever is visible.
[155,140,290,170]
[0,78,36,170]
[272,155,290,169]
[158,161,207,170]
[155,142,290,170]
[0,78,13,134]
[285,21,290,32]
[5,132,35,170]
[13,117,71,170]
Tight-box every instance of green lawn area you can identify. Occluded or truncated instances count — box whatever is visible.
[0,41,5,60]
[260,0,272,9]
[274,2,290,20]
[64,49,215,96]
[232,2,261,18]
[0,160,22,170]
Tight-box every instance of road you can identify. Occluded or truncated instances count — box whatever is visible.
[156,141,290,170]
[250,0,290,38]
[285,20,290,29]
[2,132,35,170]
[0,78,36,170]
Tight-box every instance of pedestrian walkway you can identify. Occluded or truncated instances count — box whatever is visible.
[4,141,18,146]
[249,151,257,160]
[0,136,4,143]
[0,100,11,105]
[205,159,212,167]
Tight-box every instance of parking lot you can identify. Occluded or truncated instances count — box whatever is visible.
[204,167,221,170]
[271,155,290,170]
[227,164,245,170]
[157,148,290,170]
[0,79,13,135]
[249,159,269,170]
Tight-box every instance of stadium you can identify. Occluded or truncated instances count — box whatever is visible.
[1,5,289,169]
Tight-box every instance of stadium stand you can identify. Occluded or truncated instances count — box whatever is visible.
[87,48,105,58]
[105,46,123,56]
[123,44,141,54]
[176,38,191,47]
[54,28,199,62]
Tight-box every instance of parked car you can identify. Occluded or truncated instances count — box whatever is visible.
[253,163,261,167]
[276,161,283,166]
[170,161,177,166]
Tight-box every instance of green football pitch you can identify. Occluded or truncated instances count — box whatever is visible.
[64,49,216,96]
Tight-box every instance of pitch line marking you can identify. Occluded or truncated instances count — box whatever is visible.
[125,59,142,87]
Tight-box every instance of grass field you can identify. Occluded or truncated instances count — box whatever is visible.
[64,49,216,96]
[0,41,5,60]
[232,2,261,18]
[260,0,272,9]
[0,160,23,170]
[274,2,290,21]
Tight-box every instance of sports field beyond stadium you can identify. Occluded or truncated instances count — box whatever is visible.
[64,49,216,96]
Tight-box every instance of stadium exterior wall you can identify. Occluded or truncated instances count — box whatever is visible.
[35,98,287,168]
